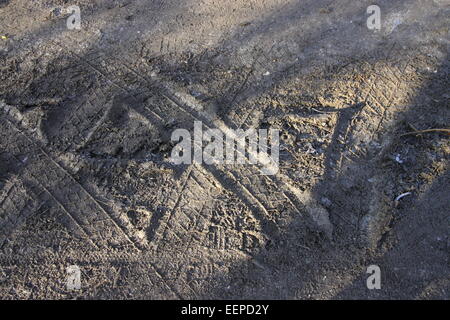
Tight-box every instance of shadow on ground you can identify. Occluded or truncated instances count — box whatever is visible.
[0,0,448,299]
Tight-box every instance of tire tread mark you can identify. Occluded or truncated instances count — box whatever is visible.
[153,168,193,250]
[3,115,142,251]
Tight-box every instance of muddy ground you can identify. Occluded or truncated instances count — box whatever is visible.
[0,0,448,299]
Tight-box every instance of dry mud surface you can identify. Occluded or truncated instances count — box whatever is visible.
[0,0,449,299]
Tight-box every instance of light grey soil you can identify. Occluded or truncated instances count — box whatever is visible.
[0,0,448,299]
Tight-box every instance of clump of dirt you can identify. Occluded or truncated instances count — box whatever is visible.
[0,0,448,299]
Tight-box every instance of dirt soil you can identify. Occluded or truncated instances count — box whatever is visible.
[0,0,448,299]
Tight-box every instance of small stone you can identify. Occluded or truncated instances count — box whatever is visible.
[51,7,62,17]
[320,197,332,208]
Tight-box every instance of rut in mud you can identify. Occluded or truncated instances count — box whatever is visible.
[0,0,448,299]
